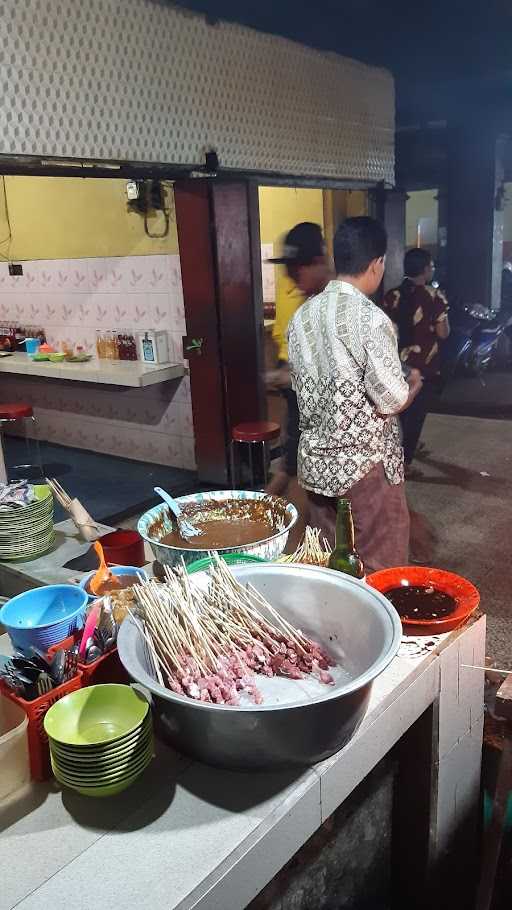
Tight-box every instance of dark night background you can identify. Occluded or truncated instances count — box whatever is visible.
[175,0,511,80]
[173,1,512,186]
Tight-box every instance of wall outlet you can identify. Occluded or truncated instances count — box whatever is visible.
[126,181,139,201]
[8,262,23,276]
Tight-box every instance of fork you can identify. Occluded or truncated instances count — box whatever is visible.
[154,487,204,540]
[63,650,79,680]
[37,672,53,696]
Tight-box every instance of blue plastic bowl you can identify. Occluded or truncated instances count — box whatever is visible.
[0,585,88,652]
[78,566,148,603]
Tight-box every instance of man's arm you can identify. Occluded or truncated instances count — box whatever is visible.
[435,312,450,340]
[385,368,423,416]
[433,289,450,340]
[363,318,411,416]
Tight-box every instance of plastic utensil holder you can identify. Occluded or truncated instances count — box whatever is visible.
[0,673,82,780]
[48,633,128,687]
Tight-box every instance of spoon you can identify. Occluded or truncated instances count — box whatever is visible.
[49,649,66,685]
[89,541,120,596]
[154,487,204,540]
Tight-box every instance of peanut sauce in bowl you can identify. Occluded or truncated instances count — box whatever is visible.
[138,491,298,569]
[161,518,273,551]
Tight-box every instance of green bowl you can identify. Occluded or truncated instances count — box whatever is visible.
[50,728,153,770]
[47,712,151,756]
[186,553,267,575]
[44,684,149,746]
[51,744,153,784]
[49,722,152,765]
[53,762,150,798]
[51,742,153,778]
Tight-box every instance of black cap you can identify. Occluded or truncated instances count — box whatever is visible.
[268,222,325,266]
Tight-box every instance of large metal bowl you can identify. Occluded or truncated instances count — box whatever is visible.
[118,564,402,769]
[137,489,298,569]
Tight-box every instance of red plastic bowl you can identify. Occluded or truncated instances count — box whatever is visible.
[97,529,146,567]
[367,566,480,635]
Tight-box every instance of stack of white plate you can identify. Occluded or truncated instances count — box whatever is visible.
[0,484,54,560]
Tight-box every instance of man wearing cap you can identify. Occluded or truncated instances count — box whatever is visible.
[266,223,329,495]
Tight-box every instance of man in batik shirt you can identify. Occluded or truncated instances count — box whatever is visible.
[383,248,450,472]
[287,217,422,574]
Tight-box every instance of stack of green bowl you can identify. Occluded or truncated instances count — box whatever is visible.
[43,684,153,797]
[0,484,54,560]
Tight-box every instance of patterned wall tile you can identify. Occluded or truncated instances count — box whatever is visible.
[0,1,394,183]
[0,251,194,469]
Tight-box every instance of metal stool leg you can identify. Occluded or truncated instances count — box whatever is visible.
[262,441,268,486]
[230,441,238,488]
[0,429,6,483]
[29,415,44,480]
[247,441,255,488]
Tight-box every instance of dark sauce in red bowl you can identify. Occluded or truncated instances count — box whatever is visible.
[384,584,457,621]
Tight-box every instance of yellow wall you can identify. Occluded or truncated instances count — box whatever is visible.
[1,177,327,263]
[0,176,179,261]
[258,186,324,251]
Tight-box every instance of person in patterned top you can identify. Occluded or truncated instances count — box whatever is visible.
[287,217,422,573]
[383,248,450,473]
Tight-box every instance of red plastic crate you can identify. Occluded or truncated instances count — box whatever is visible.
[48,633,128,687]
[0,673,82,780]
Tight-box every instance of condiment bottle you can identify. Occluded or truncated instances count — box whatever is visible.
[327,499,364,579]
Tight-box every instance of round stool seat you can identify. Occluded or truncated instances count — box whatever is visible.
[232,421,280,443]
[0,402,33,420]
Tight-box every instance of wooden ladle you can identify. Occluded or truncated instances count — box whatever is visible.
[89,540,121,596]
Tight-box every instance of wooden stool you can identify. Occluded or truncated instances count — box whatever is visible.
[0,402,43,483]
[231,421,280,488]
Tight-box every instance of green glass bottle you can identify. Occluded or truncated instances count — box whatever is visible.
[327,499,364,579]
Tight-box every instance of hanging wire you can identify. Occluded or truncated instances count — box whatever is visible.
[143,180,172,239]
[0,177,13,261]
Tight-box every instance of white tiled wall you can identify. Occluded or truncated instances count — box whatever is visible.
[0,254,196,470]
[0,254,186,362]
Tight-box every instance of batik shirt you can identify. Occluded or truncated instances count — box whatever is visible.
[287,280,409,497]
[383,279,449,379]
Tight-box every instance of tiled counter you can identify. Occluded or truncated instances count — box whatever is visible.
[0,353,185,388]
[0,617,486,910]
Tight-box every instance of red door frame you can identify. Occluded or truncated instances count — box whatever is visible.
[174,179,265,486]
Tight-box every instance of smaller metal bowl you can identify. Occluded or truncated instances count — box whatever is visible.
[138,490,298,569]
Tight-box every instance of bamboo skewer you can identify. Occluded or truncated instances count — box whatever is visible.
[130,552,335,705]
[279,525,332,567]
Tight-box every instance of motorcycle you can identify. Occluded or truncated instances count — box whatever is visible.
[440,301,506,383]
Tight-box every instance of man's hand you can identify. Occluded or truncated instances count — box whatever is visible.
[265,367,291,390]
[376,368,423,418]
[406,368,423,397]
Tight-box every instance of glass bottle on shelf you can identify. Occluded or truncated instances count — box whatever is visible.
[112,331,120,360]
[128,331,137,360]
[327,499,365,579]
[118,331,130,361]
[96,330,106,359]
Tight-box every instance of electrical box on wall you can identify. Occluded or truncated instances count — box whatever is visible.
[126,179,165,215]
